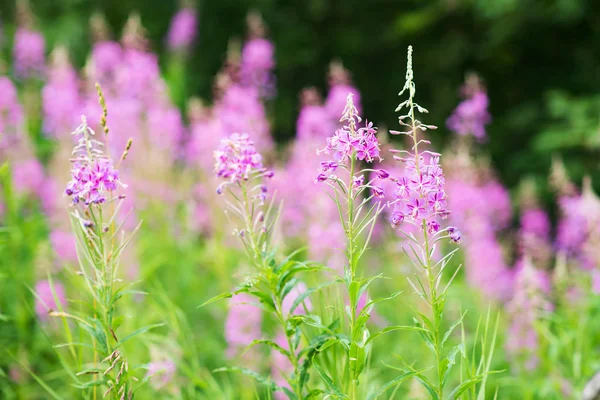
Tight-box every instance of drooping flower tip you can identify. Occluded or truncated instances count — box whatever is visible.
[375,169,389,179]
[372,186,384,198]
[447,226,462,244]
[320,161,338,172]
[427,220,440,234]
[315,173,328,183]
[390,211,404,228]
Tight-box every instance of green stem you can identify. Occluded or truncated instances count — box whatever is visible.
[274,294,304,399]
[423,225,443,399]
[347,156,359,400]
[241,183,303,398]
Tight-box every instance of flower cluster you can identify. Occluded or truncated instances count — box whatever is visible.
[389,152,451,232]
[65,117,124,205]
[214,133,271,192]
[318,94,380,164]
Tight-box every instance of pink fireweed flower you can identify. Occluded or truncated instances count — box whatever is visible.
[167,7,197,52]
[0,77,24,149]
[65,117,126,206]
[240,12,276,97]
[34,280,66,322]
[214,133,272,193]
[446,76,491,140]
[389,151,450,229]
[224,293,262,358]
[42,49,82,137]
[89,41,123,85]
[387,46,458,244]
[215,83,273,153]
[241,37,275,96]
[518,207,552,267]
[317,94,380,165]
[13,28,45,78]
[325,62,362,119]
[505,258,553,371]
[296,88,335,140]
[556,180,600,271]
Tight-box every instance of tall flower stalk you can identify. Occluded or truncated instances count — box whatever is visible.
[386,47,491,399]
[208,132,320,399]
[315,93,386,398]
[49,85,158,399]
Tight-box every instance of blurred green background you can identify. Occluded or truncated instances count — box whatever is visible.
[1,0,599,192]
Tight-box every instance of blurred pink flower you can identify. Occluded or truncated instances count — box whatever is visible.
[12,159,45,199]
[146,360,176,390]
[13,28,45,78]
[224,293,262,358]
[50,230,78,264]
[167,7,197,51]
[35,280,66,321]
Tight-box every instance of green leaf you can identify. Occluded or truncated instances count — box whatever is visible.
[115,323,164,348]
[448,375,484,400]
[213,366,279,391]
[79,319,108,354]
[197,292,233,308]
[289,281,337,316]
[313,363,347,398]
[441,313,466,348]
[197,285,250,308]
[289,315,335,334]
[365,325,427,345]
[72,378,109,388]
[367,371,420,400]
[442,343,464,385]
[349,341,366,379]
[248,290,276,313]
[244,339,291,359]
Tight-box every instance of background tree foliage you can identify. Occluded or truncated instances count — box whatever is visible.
[1,0,599,194]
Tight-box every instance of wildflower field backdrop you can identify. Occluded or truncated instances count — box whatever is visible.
[1,0,599,399]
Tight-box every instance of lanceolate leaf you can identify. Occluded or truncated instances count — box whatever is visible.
[367,371,420,400]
